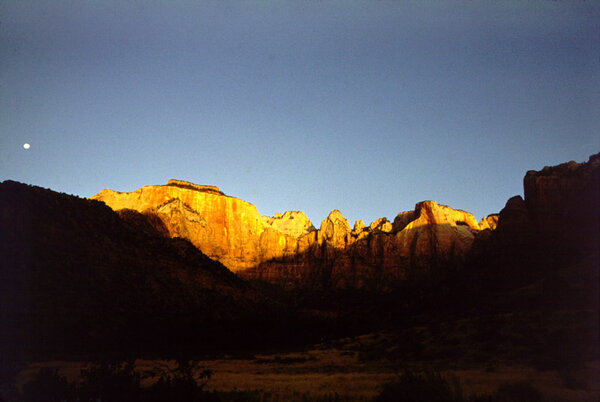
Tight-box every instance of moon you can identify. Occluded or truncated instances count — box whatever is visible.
[23,143,30,149]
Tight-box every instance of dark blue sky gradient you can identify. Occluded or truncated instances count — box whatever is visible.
[2,1,599,225]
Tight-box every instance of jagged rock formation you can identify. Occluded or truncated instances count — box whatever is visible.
[478,214,499,230]
[245,201,482,289]
[93,182,488,289]
[262,211,316,238]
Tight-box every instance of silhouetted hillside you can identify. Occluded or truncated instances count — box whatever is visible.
[0,181,275,369]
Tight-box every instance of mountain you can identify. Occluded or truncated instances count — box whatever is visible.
[90,153,600,366]
[0,181,272,365]
[523,153,599,256]
[0,154,600,359]
[1,153,598,389]
[470,152,599,289]
[242,201,484,290]
[93,180,495,289]
[455,153,600,367]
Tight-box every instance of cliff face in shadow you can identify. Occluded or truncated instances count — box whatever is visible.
[93,181,491,289]
[0,181,271,364]
[469,152,599,292]
[454,154,600,366]
[523,153,599,258]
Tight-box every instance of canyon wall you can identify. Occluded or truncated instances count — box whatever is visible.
[488,152,599,257]
[93,180,490,289]
[243,200,483,290]
[92,152,599,290]
[523,153,599,255]
[469,152,599,293]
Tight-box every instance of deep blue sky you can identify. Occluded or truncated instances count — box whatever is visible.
[2,1,599,226]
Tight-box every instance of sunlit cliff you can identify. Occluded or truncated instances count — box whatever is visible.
[92,180,495,289]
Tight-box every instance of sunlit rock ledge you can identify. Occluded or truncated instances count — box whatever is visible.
[92,180,492,288]
[166,179,224,195]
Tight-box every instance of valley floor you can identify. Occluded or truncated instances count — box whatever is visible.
[11,332,600,401]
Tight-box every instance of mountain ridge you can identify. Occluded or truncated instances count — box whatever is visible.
[91,152,599,291]
[1,152,597,382]
[92,184,490,288]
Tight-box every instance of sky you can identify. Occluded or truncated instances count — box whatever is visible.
[1,1,599,226]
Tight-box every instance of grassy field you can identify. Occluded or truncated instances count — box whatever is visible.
[12,332,600,401]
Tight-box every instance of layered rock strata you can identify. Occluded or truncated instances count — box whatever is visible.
[93,181,490,289]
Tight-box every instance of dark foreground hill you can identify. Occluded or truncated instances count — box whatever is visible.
[0,181,284,370]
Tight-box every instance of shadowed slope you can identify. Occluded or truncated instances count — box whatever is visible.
[0,181,270,366]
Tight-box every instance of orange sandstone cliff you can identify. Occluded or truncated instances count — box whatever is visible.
[92,180,493,289]
[244,201,485,290]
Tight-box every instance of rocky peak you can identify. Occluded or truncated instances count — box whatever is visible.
[478,214,499,230]
[410,200,480,230]
[496,196,532,231]
[318,210,351,247]
[262,210,316,238]
[392,211,416,232]
[353,219,366,233]
[369,217,393,233]
[320,209,349,228]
